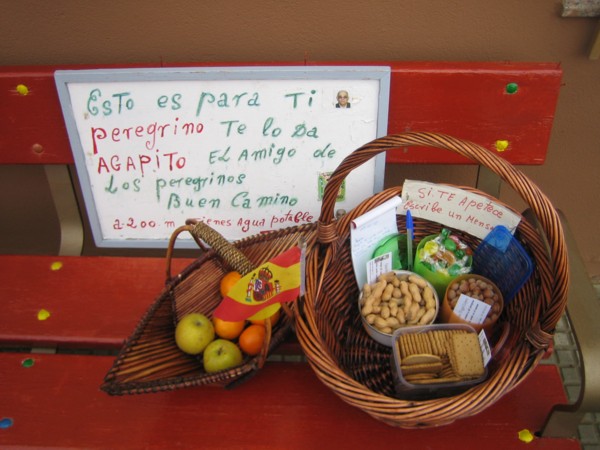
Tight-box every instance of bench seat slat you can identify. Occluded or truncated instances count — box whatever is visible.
[0,254,193,349]
[0,353,579,449]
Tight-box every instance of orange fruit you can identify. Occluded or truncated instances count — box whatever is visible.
[220,271,242,297]
[212,316,246,340]
[238,324,266,356]
[249,308,281,327]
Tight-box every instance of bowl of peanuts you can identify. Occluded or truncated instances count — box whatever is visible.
[440,274,504,336]
[359,271,440,347]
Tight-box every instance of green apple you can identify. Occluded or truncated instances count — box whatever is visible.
[175,313,215,355]
[203,339,243,373]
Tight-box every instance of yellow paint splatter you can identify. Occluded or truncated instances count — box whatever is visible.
[16,84,29,95]
[50,261,63,271]
[518,429,535,443]
[495,140,509,152]
[37,309,51,321]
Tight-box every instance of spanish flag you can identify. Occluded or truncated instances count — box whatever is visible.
[213,244,305,322]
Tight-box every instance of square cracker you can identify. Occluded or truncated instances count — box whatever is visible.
[449,333,484,378]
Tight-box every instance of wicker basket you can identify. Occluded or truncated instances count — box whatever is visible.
[294,132,568,427]
[102,220,317,395]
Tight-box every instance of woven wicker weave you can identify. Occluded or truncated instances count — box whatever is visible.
[294,132,568,427]
[102,220,317,395]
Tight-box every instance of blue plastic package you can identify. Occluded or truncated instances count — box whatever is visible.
[473,225,534,304]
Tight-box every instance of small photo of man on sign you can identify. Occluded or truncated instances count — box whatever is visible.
[335,90,351,108]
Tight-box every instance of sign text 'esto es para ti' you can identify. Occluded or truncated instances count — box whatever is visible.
[57,68,388,245]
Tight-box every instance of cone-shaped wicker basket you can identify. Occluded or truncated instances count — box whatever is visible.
[294,132,568,427]
[102,220,317,395]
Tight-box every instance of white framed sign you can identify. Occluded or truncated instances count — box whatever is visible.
[55,66,390,248]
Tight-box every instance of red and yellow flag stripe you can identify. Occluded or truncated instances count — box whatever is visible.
[213,246,303,322]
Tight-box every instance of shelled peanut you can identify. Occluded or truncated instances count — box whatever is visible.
[360,271,438,334]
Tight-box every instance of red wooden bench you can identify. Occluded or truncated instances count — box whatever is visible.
[0,62,597,449]
[0,353,579,449]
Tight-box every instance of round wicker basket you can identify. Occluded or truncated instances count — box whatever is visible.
[294,132,568,427]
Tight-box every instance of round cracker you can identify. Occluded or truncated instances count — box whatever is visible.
[401,361,443,375]
[404,373,438,382]
[402,353,442,366]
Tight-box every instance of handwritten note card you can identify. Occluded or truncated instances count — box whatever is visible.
[366,252,393,285]
[350,196,401,287]
[454,294,492,324]
[55,67,390,248]
[400,180,521,240]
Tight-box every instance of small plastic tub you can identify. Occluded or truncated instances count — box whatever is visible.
[440,274,504,337]
[391,323,487,399]
[413,234,473,299]
[358,270,439,347]
[372,233,408,270]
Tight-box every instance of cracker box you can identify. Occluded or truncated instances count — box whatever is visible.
[391,323,488,399]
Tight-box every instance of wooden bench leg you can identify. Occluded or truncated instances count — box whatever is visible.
[44,164,83,256]
[589,19,600,60]
[476,165,502,198]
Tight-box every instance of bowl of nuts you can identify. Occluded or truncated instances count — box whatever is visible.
[358,271,440,347]
[440,274,504,336]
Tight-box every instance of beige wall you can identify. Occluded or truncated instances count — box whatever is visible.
[1,1,599,280]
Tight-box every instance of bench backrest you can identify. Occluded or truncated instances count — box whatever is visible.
[0,62,562,255]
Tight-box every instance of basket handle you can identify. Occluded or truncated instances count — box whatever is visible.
[165,219,255,280]
[320,133,545,236]
[317,132,568,336]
